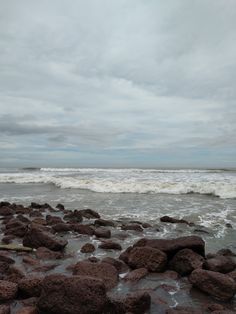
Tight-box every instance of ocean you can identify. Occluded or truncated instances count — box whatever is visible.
[0,167,236,251]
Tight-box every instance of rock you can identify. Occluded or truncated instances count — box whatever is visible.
[0,207,14,216]
[169,249,204,275]
[32,264,58,273]
[37,274,107,314]
[102,257,128,273]
[23,226,68,251]
[205,303,226,312]
[0,251,15,264]
[35,247,63,259]
[160,216,190,225]
[46,215,63,225]
[29,211,43,217]
[0,201,11,207]
[56,203,65,210]
[31,218,47,226]
[0,305,10,314]
[134,236,205,258]
[217,248,236,257]
[166,306,203,314]
[73,261,118,290]
[227,270,236,281]
[121,224,143,232]
[63,210,83,223]
[79,209,100,219]
[16,306,38,314]
[5,223,28,237]
[124,268,148,282]
[0,261,10,274]
[51,223,72,232]
[189,269,236,301]
[124,292,151,314]
[99,241,122,250]
[127,246,167,272]
[5,265,25,283]
[80,243,96,253]
[203,255,236,273]
[94,219,115,227]
[18,276,43,297]
[94,227,111,239]
[72,224,94,235]
[0,279,18,301]
[22,256,40,266]
[1,235,14,244]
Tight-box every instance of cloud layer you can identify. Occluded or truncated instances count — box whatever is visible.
[0,0,236,167]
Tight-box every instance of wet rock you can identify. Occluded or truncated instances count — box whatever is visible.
[94,227,111,239]
[124,291,151,314]
[73,261,118,290]
[56,203,65,210]
[31,218,47,226]
[37,274,107,314]
[205,303,226,312]
[203,255,236,273]
[99,241,122,250]
[217,248,236,257]
[32,264,58,273]
[134,236,205,258]
[0,305,10,314]
[5,223,28,237]
[1,235,14,244]
[160,216,190,225]
[80,243,96,253]
[72,224,94,235]
[79,208,100,219]
[63,210,83,223]
[29,211,43,218]
[127,246,167,272]
[122,224,143,232]
[94,218,115,227]
[0,251,15,264]
[17,215,31,224]
[225,223,233,228]
[23,226,68,251]
[142,222,152,228]
[18,276,43,297]
[0,279,18,301]
[46,215,63,225]
[16,306,38,314]
[169,249,204,276]
[102,257,128,273]
[0,201,11,207]
[227,270,236,281]
[0,207,14,216]
[119,246,133,264]
[165,306,203,314]
[189,269,236,301]
[22,256,40,266]
[5,265,25,283]
[0,261,10,274]
[35,247,63,259]
[51,223,72,232]
[124,268,148,282]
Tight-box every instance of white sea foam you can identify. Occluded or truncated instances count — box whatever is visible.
[0,168,235,199]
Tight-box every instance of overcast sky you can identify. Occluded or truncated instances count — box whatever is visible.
[0,0,235,168]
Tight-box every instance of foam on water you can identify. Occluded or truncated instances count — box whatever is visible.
[0,168,235,199]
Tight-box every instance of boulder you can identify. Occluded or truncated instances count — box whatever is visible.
[63,210,83,223]
[16,306,38,314]
[121,224,143,232]
[72,261,118,290]
[166,306,203,314]
[0,280,18,301]
[80,243,96,253]
[0,207,14,216]
[51,223,72,232]
[94,219,115,227]
[72,224,94,235]
[169,249,204,275]
[99,241,122,250]
[0,305,10,314]
[134,236,205,258]
[94,227,111,239]
[23,226,68,251]
[79,209,100,219]
[101,257,128,273]
[203,256,236,273]
[124,268,148,282]
[36,247,63,259]
[160,216,190,225]
[0,252,15,264]
[18,276,43,297]
[127,246,167,272]
[37,274,107,314]
[189,269,236,301]
[56,203,65,210]
[46,215,63,225]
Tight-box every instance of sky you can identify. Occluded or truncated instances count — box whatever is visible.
[0,0,236,168]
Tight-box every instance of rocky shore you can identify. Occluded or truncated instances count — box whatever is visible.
[0,201,235,313]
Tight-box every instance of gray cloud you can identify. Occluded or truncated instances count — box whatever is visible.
[0,0,236,167]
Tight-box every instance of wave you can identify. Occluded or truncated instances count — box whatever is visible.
[0,173,235,198]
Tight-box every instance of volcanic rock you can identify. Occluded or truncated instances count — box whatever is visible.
[0,280,18,301]
[80,243,96,253]
[18,276,43,297]
[203,255,236,273]
[99,241,122,250]
[94,227,111,239]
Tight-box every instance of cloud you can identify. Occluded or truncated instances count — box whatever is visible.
[0,0,236,167]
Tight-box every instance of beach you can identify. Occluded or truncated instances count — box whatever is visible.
[0,168,236,313]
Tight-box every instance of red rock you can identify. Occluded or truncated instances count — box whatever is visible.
[189,269,236,301]
[0,261,10,274]
[0,206,14,216]
[217,248,236,256]
[94,219,115,227]
[23,226,68,251]
[134,236,205,258]
[18,276,43,297]
[94,227,111,238]
[37,274,107,314]
[31,218,47,225]
[63,210,83,223]
[127,246,167,272]
[22,256,40,266]
[122,224,143,232]
[46,215,63,225]
[99,241,122,250]
[72,224,94,235]
[169,249,204,275]
[5,265,25,283]
[36,247,63,259]
[102,257,128,273]
[0,304,10,314]
[124,292,151,314]
[124,268,148,282]
[32,264,58,272]
[80,243,95,253]
[73,261,118,290]
[119,246,133,264]
[0,280,18,301]
[203,255,236,273]
[205,303,226,312]
[51,223,72,232]
[16,306,38,314]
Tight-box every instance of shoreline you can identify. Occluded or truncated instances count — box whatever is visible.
[0,201,235,313]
